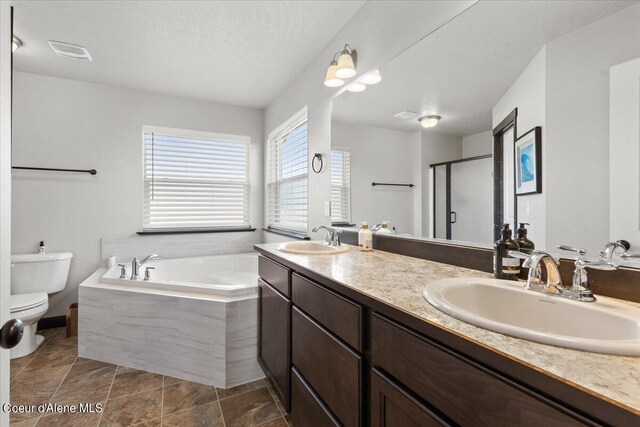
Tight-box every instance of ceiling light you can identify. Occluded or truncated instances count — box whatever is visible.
[324,60,344,87]
[361,69,382,85]
[12,36,22,52]
[335,45,357,79]
[419,115,441,128]
[48,40,92,61]
[394,111,418,120]
[347,82,366,93]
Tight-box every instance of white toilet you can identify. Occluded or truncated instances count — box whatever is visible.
[10,252,73,359]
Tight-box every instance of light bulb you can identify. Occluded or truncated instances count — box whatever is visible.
[347,82,366,93]
[419,115,441,128]
[324,61,344,87]
[361,69,382,85]
[335,51,356,79]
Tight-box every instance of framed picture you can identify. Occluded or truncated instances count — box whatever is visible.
[515,127,542,195]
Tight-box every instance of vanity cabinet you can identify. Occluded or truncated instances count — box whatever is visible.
[258,257,291,411]
[257,251,635,427]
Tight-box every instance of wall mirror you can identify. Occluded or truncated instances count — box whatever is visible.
[331,0,640,268]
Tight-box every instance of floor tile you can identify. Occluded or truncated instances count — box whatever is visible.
[9,417,40,427]
[36,410,101,427]
[162,401,224,427]
[258,417,289,427]
[9,389,55,424]
[162,381,218,417]
[129,418,161,427]
[99,388,162,427]
[11,364,71,396]
[61,360,117,388]
[108,368,163,400]
[219,387,281,427]
[51,376,113,407]
[217,379,266,400]
[22,344,77,372]
[10,355,33,380]
[163,376,186,386]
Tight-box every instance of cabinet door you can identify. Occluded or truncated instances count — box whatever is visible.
[371,369,449,427]
[258,279,291,411]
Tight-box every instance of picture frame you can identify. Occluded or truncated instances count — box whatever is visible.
[515,126,542,195]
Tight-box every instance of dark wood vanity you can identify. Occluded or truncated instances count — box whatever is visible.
[256,249,639,427]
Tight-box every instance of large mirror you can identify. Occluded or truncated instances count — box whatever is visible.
[331,0,640,266]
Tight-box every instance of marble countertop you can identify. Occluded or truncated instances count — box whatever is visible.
[255,243,640,415]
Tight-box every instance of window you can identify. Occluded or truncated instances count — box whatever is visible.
[143,126,250,231]
[331,148,351,224]
[266,110,308,233]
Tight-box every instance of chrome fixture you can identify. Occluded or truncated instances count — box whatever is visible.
[312,226,342,247]
[117,264,127,279]
[144,266,155,281]
[371,224,383,233]
[131,254,159,280]
[508,246,618,302]
[12,36,22,52]
[419,115,441,128]
[599,240,630,260]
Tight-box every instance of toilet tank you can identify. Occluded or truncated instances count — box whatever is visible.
[11,252,73,294]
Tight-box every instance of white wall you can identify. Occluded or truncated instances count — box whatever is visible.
[331,120,419,234]
[12,72,264,316]
[493,46,546,249]
[545,3,640,255]
[0,2,13,420]
[420,131,462,236]
[462,130,492,158]
[265,1,476,239]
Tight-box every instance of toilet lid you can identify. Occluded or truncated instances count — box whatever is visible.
[11,292,48,311]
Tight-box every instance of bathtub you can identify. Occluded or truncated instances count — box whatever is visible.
[78,252,263,388]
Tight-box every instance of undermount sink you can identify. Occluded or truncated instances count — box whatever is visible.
[423,278,640,356]
[277,240,350,255]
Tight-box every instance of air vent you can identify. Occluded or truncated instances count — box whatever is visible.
[48,41,92,61]
[393,111,418,120]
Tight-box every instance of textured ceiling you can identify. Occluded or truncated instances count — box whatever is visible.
[332,0,638,136]
[12,0,365,108]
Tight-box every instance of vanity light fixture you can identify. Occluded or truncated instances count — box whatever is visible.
[419,115,441,128]
[360,69,382,85]
[324,59,344,87]
[334,44,357,79]
[12,36,22,52]
[347,82,367,93]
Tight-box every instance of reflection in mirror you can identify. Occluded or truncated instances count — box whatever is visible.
[331,0,640,266]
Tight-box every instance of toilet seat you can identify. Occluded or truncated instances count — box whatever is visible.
[11,292,48,312]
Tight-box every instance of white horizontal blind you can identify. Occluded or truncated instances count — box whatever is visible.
[331,148,351,224]
[143,128,250,230]
[267,116,308,232]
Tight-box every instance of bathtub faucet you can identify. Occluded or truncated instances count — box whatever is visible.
[131,254,159,280]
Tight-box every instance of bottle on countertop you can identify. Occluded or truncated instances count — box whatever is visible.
[358,222,373,251]
[515,223,535,254]
[38,241,46,254]
[494,224,520,280]
[377,221,392,235]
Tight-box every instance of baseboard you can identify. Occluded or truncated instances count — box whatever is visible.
[37,315,66,330]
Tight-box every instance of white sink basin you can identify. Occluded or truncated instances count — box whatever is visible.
[423,278,640,356]
[277,240,350,255]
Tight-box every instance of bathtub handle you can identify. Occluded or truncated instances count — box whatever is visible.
[118,264,127,279]
[144,266,155,281]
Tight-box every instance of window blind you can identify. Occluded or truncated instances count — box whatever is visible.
[331,148,351,224]
[266,116,309,232]
[143,128,250,231]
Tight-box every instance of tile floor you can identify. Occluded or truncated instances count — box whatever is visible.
[9,328,291,427]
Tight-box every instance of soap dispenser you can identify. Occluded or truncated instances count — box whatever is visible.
[515,223,535,254]
[493,224,520,280]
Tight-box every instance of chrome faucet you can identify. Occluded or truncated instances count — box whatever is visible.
[131,254,159,280]
[599,240,630,261]
[312,226,342,247]
[508,246,617,302]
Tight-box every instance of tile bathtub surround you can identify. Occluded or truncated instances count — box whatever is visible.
[101,231,261,267]
[255,243,640,416]
[78,271,264,388]
[9,328,291,427]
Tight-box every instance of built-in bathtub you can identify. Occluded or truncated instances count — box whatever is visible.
[78,252,263,388]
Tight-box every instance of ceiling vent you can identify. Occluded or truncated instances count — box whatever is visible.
[393,111,418,120]
[48,41,92,61]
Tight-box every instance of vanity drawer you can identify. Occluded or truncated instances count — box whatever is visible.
[371,314,586,426]
[292,272,362,351]
[259,255,290,297]
[292,306,361,427]
[291,367,340,427]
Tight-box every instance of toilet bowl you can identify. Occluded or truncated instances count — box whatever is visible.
[10,292,49,359]
[10,252,73,359]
